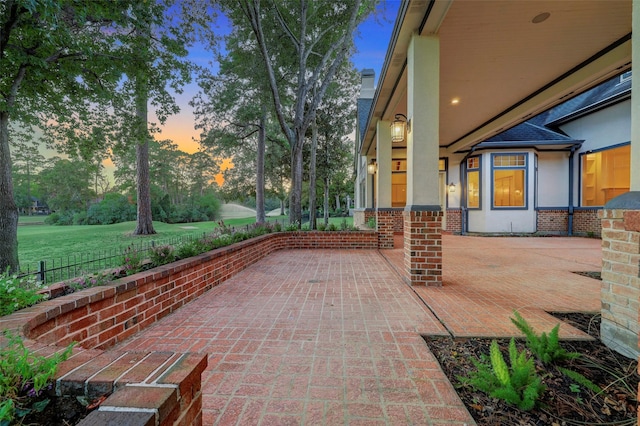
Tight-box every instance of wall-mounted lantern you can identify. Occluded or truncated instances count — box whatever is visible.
[390,114,407,143]
[448,182,456,193]
[367,159,377,175]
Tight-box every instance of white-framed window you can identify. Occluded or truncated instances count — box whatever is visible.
[466,156,481,209]
[581,143,630,206]
[491,153,527,209]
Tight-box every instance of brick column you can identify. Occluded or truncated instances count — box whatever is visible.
[599,195,640,359]
[403,208,442,286]
[377,209,395,248]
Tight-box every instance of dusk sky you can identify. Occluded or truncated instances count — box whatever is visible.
[155,1,400,154]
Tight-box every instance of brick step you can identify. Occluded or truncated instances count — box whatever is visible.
[54,350,207,426]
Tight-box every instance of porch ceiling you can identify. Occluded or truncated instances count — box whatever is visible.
[361,0,631,156]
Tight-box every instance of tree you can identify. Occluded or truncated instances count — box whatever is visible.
[11,140,45,215]
[314,67,359,223]
[109,1,193,235]
[38,158,95,213]
[224,0,375,226]
[0,1,132,272]
[192,22,279,224]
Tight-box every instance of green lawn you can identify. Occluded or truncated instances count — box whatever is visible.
[17,215,353,272]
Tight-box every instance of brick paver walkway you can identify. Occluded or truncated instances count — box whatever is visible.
[114,236,602,425]
[116,250,471,425]
[383,235,601,339]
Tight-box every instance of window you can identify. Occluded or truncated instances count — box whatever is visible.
[466,157,480,209]
[581,144,630,206]
[492,154,526,208]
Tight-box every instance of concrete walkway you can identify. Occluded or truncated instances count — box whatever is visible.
[114,235,602,425]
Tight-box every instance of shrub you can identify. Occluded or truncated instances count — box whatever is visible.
[317,223,326,231]
[0,271,46,317]
[44,211,74,226]
[511,311,580,364]
[149,245,176,267]
[327,223,338,231]
[339,219,354,231]
[285,223,299,231]
[0,332,74,423]
[72,211,87,225]
[86,193,135,225]
[367,217,376,229]
[65,271,113,292]
[176,241,199,259]
[462,338,545,411]
[120,245,143,275]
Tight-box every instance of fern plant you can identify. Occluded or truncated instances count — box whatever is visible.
[462,339,545,411]
[510,311,580,364]
[557,366,602,394]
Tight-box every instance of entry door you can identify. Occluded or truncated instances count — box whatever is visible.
[439,171,447,230]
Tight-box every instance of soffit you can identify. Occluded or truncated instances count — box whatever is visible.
[361,0,632,156]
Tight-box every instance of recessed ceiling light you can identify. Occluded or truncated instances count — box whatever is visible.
[532,12,550,24]
[451,98,460,105]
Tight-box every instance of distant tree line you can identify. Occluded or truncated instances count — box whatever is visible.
[11,141,220,226]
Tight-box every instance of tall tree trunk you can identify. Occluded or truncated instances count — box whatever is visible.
[289,135,304,227]
[0,112,19,273]
[133,75,155,235]
[323,176,329,226]
[256,106,266,224]
[132,14,155,236]
[308,118,317,229]
[26,160,31,216]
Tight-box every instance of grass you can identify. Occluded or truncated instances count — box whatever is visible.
[17,215,353,268]
[17,215,47,224]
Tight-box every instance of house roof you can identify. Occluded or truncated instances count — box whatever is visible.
[475,72,631,151]
[476,122,582,152]
[359,0,631,157]
[544,73,631,126]
[357,98,373,144]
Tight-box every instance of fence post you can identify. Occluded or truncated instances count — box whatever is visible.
[38,261,46,284]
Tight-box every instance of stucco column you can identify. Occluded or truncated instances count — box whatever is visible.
[403,33,442,286]
[376,120,394,248]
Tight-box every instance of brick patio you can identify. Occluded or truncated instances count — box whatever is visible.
[113,235,602,425]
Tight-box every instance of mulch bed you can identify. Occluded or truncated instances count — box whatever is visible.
[425,311,638,425]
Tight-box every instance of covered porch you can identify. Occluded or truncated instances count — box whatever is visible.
[355,0,637,357]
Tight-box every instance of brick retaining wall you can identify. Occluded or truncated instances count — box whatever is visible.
[0,230,376,426]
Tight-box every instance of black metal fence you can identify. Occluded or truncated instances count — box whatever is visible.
[18,232,208,285]
[18,219,289,285]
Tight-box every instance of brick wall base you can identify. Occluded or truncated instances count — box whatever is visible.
[403,208,443,286]
[599,202,640,359]
[573,208,602,237]
[445,208,462,234]
[535,208,601,236]
[377,209,395,248]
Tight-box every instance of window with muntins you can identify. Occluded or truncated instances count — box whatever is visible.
[581,144,630,206]
[466,157,480,209]
[492,154,526,208]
